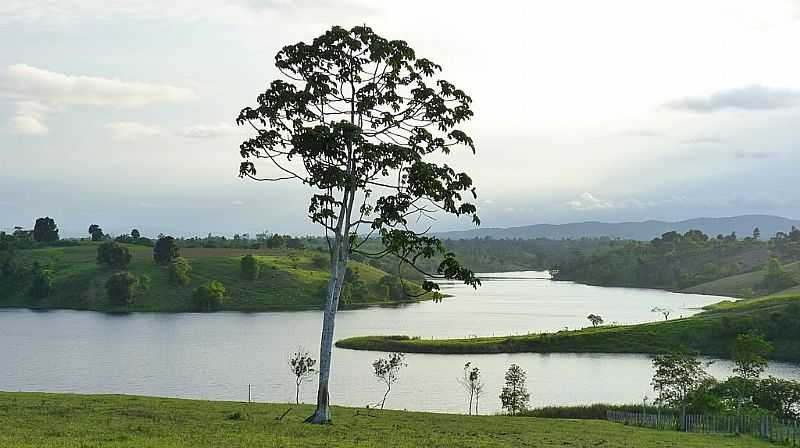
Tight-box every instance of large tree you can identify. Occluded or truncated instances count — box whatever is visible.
[236,25,480,423]
[32,217,59,242]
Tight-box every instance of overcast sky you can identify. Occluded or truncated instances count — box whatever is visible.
[2,0,800,237]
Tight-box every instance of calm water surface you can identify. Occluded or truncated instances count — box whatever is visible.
[1,272,797,413]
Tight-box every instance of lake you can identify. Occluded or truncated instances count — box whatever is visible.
[1,271,797,414]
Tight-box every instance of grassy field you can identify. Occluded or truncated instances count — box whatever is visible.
[337,293,800,361]
[0,243,425,312]
[682,261,800,297]
[0,392,772,448]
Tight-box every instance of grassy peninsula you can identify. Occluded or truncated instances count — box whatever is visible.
[0,392,772,448]
[0,243,425,312]
[337,293,800,361]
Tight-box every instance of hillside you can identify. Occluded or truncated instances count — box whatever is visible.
[551,231,773,292]
[437,214,800,241]
[682,261,800,297]
[0,243,425,312]
[0,392,771,448]
[337,293,800,361]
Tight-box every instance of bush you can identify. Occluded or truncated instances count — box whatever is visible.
[240,254,260,280]
[29,262,54,300]
[193,280,225,311]
[96,242,132,269]
[153,236,179,264]
[168,257,192,286]
[106,271,138,306]
[136,274,151,294]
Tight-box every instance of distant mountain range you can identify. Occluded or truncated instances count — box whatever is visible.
[436,215,800,241]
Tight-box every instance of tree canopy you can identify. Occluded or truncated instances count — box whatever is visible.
[33,217,59,242]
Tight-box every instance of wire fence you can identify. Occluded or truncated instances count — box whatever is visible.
[607,410,800,446]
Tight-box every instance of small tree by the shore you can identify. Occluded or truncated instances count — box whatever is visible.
[372,353,406,410]
[652,307,671,321]
[289,347,317,404]
[731,332,772,425]
[500,364,529,416]
[459,362,483,415]
[651,351,708,430]
[587,314,603,327]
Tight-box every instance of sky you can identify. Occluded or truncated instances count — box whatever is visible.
[1,0,800,237]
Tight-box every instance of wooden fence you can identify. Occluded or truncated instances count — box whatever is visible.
[607,410,800,446]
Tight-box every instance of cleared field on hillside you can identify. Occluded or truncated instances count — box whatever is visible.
[0,243,422,312]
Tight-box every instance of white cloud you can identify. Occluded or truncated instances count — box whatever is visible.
[1,64,196,136]
[10,100,52,135]
[666,85,800,113]
[232,199,245,206]
[181,122,238,138]
[2,64,195,106]
[567,192,616,210]
[105,121,161,140]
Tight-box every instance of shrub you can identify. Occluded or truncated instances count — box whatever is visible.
[240,254,260,280]
[106,271,138,306]
[96,242,132,269]
[193,280,225,311]
[168,257,192,286]
[153,236,179,264]
[29,262,54,300]
[136,274,151,294]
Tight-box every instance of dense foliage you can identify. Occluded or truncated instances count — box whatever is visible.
[192,280,226,311]
[96,242,132,269]
[32,217,59,243]
[552,230,770,290]
[240,254,260,280]
[168,257,192,286]
[105,272,138,307]
[153,236,179,264]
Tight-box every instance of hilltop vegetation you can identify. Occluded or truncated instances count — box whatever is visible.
[0,392,772,448]
[0,242,426,312]
[337,293,800,362]
[552,228,800,295]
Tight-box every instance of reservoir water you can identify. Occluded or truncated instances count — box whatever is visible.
[1,272,797,413]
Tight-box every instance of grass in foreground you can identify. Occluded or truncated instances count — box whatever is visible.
[337,294,800,361]
[0,392,772,447]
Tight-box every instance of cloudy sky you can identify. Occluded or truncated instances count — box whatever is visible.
[2,0,799,237]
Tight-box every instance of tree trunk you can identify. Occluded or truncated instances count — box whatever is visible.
[306,243,348,424]
[296,380,300,405]
[381,384,391,410]
[468,389,473,415]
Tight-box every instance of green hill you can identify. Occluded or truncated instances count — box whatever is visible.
[0,243,425,312]
[682,261,800,297]
[0,392,771,448]
[337,293,800,361]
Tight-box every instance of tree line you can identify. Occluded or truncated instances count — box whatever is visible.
[552,228,800,294]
